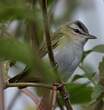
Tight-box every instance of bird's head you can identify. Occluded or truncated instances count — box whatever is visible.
[55,20,97,46]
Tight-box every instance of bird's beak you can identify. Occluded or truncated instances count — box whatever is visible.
[87,34,97,39]
[82,32,97,39]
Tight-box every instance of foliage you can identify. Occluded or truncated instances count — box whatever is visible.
[99,57,104,83]
[0,0,104,110]
[66,83,93,104]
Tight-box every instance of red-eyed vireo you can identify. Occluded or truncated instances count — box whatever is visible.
[9,20,97,83]
[40,20,97,80]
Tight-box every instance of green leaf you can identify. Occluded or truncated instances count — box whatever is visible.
[92,84,104,100]
[72,74,84,82]
[81,44,104,62]
[65,83,93,104]
[0,38,58,83]
[79,65,96,84]
[0,2,36,22]
[47,0,54,5]
[81,50,92,62]
[92,44,104,53]
[0,38,34,67]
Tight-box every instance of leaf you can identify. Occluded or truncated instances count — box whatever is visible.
[0,38,34,67]
[72,74,84,82]
[81,44,104,62]
[92,44,104,53]
[48,0,54,5]
[81,50,92,62]
[79,65,96,84]
[0,38,58,84]
[0,2,36,22]
[65,83,93,104]
[92,84,104,100]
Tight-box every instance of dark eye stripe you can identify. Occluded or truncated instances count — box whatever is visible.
[75,21,89,33]
[73,29,82,34]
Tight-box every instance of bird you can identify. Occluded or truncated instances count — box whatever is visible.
[9,20,97,110]
[9,20,97,83]
[40,20,97,80]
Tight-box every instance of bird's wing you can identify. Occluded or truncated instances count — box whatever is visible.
[39,28,63,57]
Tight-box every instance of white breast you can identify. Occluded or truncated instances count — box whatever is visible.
[54,43,83,81]
[43,41,84,81]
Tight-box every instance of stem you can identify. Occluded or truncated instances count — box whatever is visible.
[39,2,73,110]
[5,82,52,90]
[57,83,73,110]
[57,94,64,110]
[25,0,39,50]
[94,99,103,110]
[40,0,61,82]
[40,0,56,67]
[50,85,57,110]
[94,83,104,110]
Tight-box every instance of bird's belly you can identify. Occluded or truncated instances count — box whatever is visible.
[54,48,83,81]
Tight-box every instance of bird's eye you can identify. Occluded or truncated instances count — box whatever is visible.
[73,29,82,34]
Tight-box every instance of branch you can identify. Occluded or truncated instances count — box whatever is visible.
[40,0,56,67]
[25,0,40,51]
[39,1,72,110]
[94,99,103,110]
[5,82,52,90]
[57,94,64,110]
[50,85,57,110]
[57,83,73,110]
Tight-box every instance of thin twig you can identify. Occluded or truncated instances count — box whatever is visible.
[5,82,52,89]
[0,63,5,110]
[94,99,103,110]
[40,0,56,67]
[40,1,72,110]
[25,0,40,50]
[50,85,57,110]
[57,83,73,110]
[93,82,104,110]
[57,94,64,110]
[40,0,61,83]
